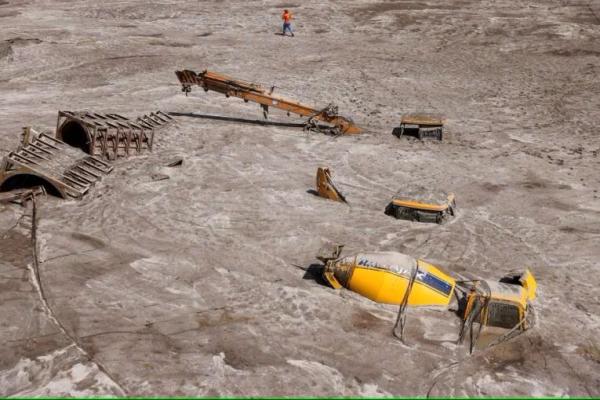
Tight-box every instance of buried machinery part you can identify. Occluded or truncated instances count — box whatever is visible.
[175,69,361,135]
[385,203,451,224]
[317,247,536,352]
[56,110,173,160]
[393,115,444,141]
[316,167,347,203]
[0,128,113,198]
[385,192,456,224]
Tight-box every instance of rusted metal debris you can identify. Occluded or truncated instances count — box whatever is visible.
[0,186,46,205]
[56,110,173,160]
[166,158,183,167]
[0,128,113,198]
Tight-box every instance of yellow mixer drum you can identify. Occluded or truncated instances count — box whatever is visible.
[324,252,456,307]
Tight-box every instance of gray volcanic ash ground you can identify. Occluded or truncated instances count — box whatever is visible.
[1,0,600,396]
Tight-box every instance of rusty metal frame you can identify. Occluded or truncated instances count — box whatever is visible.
[0,130,113,199]
[56,111,173,160]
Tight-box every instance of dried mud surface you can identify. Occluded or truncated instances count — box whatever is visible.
[1,0,600,396]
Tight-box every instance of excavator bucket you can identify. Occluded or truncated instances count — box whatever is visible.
[316,167,346,203]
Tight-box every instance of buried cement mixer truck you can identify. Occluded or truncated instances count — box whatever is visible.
[315,245,537,353]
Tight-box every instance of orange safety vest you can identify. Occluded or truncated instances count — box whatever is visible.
[282,12,292,23]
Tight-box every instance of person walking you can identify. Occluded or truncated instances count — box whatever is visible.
[282,9,294,37]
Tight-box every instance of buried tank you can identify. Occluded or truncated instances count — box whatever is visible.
[316,245,537,351]
[385,188,456,224]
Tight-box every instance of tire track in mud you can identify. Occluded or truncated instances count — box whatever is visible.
[23,198,127,396]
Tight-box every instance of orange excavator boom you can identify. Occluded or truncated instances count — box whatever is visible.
[175,69,362,135]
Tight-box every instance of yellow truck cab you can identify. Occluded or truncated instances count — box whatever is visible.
[462,270,537,331]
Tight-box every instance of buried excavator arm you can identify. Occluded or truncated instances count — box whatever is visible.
[175,69,362,135]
